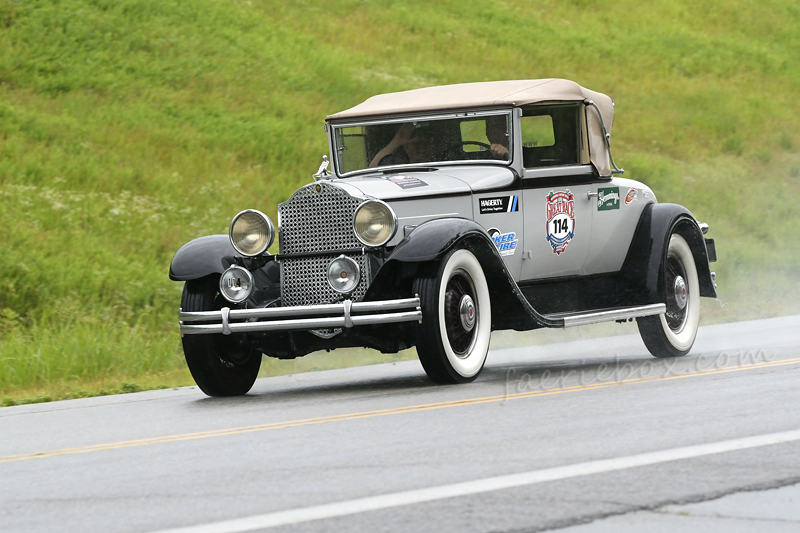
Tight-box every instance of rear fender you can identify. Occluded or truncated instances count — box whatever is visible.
[619,203,717,304]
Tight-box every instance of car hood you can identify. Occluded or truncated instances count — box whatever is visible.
[331,166,517,201]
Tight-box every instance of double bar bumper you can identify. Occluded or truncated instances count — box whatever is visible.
[179,297,422,336]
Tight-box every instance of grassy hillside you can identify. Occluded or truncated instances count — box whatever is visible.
[1,0,799,403]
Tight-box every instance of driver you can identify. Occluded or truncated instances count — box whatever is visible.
[369,123,435,168]
[485,115,510,160]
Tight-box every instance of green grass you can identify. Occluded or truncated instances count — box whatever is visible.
[1,0,799,403]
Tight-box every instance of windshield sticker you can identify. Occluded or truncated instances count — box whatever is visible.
[546,190,575,255]
[625,187,638,205]
[479,195,519,214]
[387,175,428,189]
[488,228,518,256]
[597,187,620,211]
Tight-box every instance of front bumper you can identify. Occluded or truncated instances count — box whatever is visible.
[179,297,422,336]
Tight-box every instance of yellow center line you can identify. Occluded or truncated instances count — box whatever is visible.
[3,356,799,464]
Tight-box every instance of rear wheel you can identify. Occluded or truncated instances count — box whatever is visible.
[413,249,492,384]
[181,276,261,396]
[637,234,700,358]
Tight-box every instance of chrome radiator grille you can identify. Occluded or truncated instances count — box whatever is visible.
[277,182,368,308]
[278,182,363,254]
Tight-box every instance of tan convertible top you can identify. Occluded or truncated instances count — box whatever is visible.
[327,79,617,176]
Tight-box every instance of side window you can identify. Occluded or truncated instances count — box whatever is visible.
[521,105,580,168]
[521,115,555,148]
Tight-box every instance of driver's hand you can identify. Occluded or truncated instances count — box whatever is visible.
[490,143,509,160]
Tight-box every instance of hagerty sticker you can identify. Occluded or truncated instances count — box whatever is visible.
[597,187,620,210]
[546,190,575,255]
[479,195,519,214]
[488,228,518,256]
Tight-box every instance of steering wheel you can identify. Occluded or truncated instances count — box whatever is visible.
[378,153,410,167]
[458,141,491,151]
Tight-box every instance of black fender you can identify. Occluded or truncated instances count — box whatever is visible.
[619,203,717,305]
[365,218,557,330]
[169,235,238,281]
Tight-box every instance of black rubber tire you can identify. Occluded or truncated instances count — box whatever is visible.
[413,249,492,384]
[637,234,700,358]
[180,276,261,396]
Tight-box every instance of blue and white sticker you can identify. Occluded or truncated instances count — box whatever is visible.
[479,195,519,214]
[488,228,518,256]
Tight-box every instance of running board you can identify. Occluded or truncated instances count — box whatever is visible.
[542,303,666,329]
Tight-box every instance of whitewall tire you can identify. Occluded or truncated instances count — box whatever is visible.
[638,234,700,357]
[414,249,492,383]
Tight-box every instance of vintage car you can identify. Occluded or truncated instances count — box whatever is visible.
[169,79,717,397]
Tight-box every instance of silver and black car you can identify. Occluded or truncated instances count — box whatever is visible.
[169,79,717,396]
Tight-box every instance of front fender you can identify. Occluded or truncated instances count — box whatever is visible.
[366,218,557,330]
[619,203,717,304]
[168,235,238,281]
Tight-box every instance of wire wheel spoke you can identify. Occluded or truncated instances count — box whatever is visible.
[665,253,688,331]
[443,271,477,356]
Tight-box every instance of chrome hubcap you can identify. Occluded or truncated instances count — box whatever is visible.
[459,295,476,332]
[674,276,687,310]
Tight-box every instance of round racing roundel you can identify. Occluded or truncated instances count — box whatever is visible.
[545,190,575,255]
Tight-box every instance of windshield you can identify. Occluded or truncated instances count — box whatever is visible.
[332,112,512,175]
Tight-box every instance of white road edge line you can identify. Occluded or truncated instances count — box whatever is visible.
[152,429,800,533]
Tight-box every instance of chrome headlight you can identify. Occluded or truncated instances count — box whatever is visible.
[219,266,254,303]
[353,200,397,247]
[229,209,275,257]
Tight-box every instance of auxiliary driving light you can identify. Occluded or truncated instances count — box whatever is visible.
[219,265,254,303]
[229,209,275,257]
[327,255,360,294]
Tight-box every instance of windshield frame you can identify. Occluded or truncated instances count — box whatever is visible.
[328,109,515,178]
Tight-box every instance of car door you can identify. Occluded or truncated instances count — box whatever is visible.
[517,104,596,281]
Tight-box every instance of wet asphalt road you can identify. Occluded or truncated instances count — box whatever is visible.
[2,315,800,533]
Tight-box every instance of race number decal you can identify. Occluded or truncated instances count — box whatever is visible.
[545,190,575,255]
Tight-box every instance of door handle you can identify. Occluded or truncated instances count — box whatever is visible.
[587,191,598,199]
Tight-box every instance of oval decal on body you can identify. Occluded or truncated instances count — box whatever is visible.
[625,187,638,205]
[545,190,575,255]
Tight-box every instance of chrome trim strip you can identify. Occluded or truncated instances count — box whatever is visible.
[180,310,423,335]
[180,297,421,322]
[179,297,423,335]
[331,109,513,129]
[552,303,666,328]
[522,165,594,179]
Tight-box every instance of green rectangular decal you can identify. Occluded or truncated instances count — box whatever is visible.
[597,187,620,211]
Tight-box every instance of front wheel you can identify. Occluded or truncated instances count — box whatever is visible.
[637,233,700,358]
[413,249,492,384]
[181,276,261,396]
